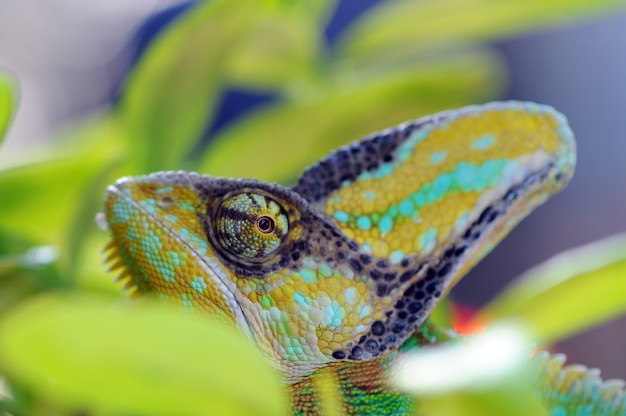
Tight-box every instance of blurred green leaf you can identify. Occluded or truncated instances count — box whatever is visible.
[0,158,107,245]
[65,157,122,281]
[429,299,455,330]
[0,231,64,315]
[477,233,626,344]
[261,0,337,23]
[337,0,625,63]
[0,294,286,416]
[198,51,503,183]
[225,0,338,89]
[119,0,258,173]
[391,324,547,416]
[0,119,121,246]
[0,72,17,144]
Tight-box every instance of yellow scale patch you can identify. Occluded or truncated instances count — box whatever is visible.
[325,109,562,259]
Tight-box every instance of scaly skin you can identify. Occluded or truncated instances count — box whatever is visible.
[100,101,626,414]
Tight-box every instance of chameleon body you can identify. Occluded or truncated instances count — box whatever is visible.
[101,101,626,414]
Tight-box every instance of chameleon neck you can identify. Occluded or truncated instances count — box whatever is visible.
[290,323,445,415]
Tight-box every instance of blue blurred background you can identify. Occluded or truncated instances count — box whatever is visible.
[1,0,625,377]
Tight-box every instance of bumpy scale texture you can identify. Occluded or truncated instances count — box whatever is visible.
[101,101,625,415]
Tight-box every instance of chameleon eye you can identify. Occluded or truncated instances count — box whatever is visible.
[211,192,289,262]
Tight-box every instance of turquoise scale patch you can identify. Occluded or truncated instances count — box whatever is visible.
[372,163,394,179]
[334,211,349,223]
[344,287,358,305]
[323,300,346,327]
[338,159,512,245]
[300,269,317,283]
[179,201,195,212]
[293,292,311,309]
[178,228,208,252]
[390,250,405,264]
[379,215,393,234]
[190,277,207,294]
[471,134,496,150]
[399,199,415,216]
[419,227,438,253]
[169,251,187,267]
[359,304,372,319]
[356,216,372,231]
[155,186,173,194]
[164,214,178,223]
[398,128,429,162]
[139,198,158,215]
[430,151,447,164]
[112,198,133,224]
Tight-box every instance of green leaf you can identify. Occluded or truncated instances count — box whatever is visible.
[224,0,338,89]
[0,119,121,246]
[197,51,503,183]
[0,72,17,144]
[0,231,64,315]
[0,294,286,416]
[118,0,258,173]
[337,0,625,62]
[477,233,626,344]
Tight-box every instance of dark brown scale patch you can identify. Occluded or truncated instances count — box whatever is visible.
[349,346,363,360]
[408,302,423,314]
[399,270,413,282]
[371,321,385,336]
[438,262,452,277]
[383,272,397,282]
[376,284,387,297]
[348,258,363,273]
[332,351,346,359]
[364,340,379,353]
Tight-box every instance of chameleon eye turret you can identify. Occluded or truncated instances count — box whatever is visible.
[209,191,290,264]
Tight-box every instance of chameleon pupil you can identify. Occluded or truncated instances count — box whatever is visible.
[257,216,274,233]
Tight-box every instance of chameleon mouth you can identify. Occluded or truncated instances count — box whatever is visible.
[99,176,252,334]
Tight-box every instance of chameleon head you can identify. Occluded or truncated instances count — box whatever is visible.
[101,101,576,382]
[102,173,389,379]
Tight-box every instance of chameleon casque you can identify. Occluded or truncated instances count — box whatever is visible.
[101,101,626,415]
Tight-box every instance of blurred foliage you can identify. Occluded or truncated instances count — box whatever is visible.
[0,294,285,415]
[0,73,15,143]
[477,233,626,344]
[1,0,626,414]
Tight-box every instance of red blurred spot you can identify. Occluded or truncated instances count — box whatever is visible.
[452,303,486,335]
